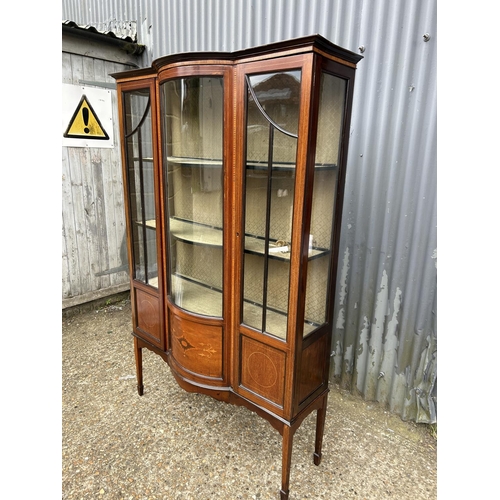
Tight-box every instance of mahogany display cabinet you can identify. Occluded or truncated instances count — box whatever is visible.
[112,35,362,499]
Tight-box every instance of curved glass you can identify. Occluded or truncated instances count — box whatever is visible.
[161,77,224,317]
[303,72,347,335]
[242,71,301,340]
[123,89,158,288]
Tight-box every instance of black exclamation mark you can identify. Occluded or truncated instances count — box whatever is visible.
[83,106,90,134]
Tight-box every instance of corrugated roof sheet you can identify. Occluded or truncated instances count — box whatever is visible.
[62,20,138,43]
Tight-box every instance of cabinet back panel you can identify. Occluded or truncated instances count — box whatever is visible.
[244,173,295,242]
[304,256,329,326]
[309,170,338,249]
[169,166,224,228]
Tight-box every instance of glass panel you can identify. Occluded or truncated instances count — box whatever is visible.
[161,77,224,317]
[123,89,158,288]
[242,71,301,340]
[303,73,347,335]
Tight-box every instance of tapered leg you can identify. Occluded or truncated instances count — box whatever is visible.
[134,337,144,396]
[280,425,293,500]
[313,394,328,465]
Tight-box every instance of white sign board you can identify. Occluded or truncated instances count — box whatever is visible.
[62,84,114,148]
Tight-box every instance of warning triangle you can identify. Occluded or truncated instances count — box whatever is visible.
[64,95,109,140]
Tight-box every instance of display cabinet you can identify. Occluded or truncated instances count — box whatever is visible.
[113,35,361,499]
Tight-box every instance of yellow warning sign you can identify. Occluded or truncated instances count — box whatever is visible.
[63,95,109,140]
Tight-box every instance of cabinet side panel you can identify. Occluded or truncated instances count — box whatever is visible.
[297,334,328,405]
[240,336,286,407]
[169,313,223,379]
[135,287,161,346]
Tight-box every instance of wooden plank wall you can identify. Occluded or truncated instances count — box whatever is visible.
[62,38,138,308]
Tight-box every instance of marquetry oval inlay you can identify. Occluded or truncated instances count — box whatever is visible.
[247,352,278,388]
[138,298,156,329]
[240,335,285,407]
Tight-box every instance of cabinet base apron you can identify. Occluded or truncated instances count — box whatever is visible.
[133,334,329,500]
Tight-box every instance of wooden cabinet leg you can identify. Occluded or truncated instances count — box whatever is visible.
[134,337,144,396]
[280,425,293,500]
[313,394,328,465]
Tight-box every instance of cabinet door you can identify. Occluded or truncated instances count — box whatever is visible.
[241,69,302,341]
[120,81,163,348]
[161,76,225,318]
[123,87,159,288]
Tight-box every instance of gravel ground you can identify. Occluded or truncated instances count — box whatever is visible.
[62,298,437,500]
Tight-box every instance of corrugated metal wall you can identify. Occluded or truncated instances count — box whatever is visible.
[62,0,437,423]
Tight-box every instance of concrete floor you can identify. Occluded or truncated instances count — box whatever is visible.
[62,299,437,500]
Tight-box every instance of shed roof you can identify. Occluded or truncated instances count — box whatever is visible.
[62,20,138,43]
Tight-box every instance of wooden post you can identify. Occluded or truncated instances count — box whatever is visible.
[313,393,328,465]
[280,424,294,500]
[134,337,144,396]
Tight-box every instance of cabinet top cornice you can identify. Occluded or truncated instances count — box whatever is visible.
[111,34,362,82]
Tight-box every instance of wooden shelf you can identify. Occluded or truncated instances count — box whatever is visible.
[170,274,317,338]
[245,235,328,261]
[170,218,327,260]
[167,156,223,168]
[242,302,317,340]
[131,157,154,162]
[246,161,337,171]
[166,156,336,171]
[136,219,156,229]
[169,218,223,247]
[170,274,223,317]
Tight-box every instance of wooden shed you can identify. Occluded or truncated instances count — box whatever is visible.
[62,21,144,310]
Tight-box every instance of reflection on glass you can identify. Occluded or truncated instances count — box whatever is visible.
[161,77,224,317]
[242,71,301,340]
[123,89,158,288]
[303,73,347,335]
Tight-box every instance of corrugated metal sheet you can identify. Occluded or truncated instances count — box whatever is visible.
[62,0,437,423]
[62,19,138,42]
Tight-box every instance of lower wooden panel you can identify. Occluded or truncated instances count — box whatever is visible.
[169,312,223,380]
[135,287,162,347]
[240,335,286,407]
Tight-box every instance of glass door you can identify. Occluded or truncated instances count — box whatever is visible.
[241,70,302,340]
[303,72,347,336]
[161,76,224,317]
[123,87,158,288]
